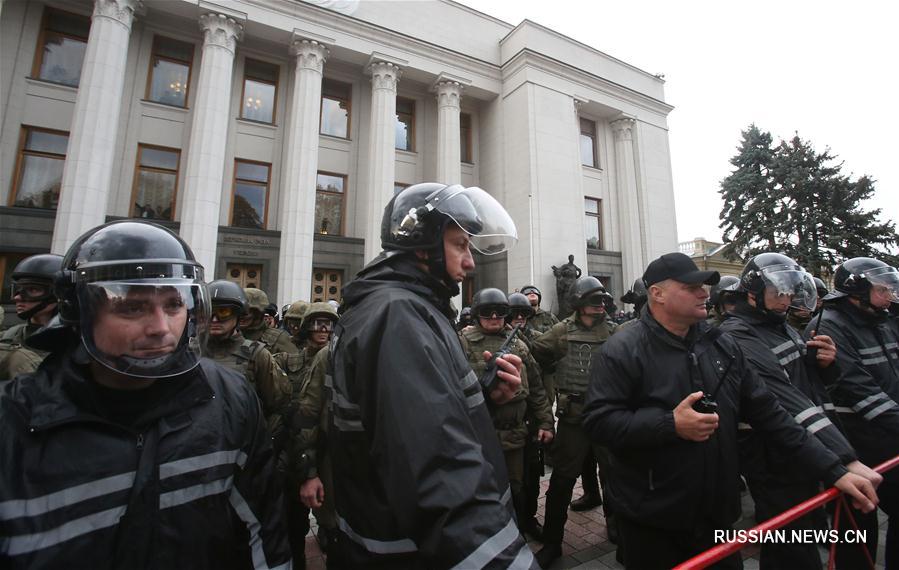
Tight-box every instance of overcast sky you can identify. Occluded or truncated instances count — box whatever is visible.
[456,0,898,245]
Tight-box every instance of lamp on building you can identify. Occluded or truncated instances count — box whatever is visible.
[169,80,185,93]
[246,97,263,110]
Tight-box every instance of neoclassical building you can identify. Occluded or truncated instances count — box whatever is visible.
[0,0,677,318]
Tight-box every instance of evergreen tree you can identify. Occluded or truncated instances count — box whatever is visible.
[719,125,898,272]
[718,124,780,257]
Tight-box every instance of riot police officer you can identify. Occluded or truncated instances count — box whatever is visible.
[0,220,290,569]
[204,280,291,438]
[459,288,554,540]
[327,182,536,568]
[720,253,878,569]
[241,287,298,355]
[813,257,899,568]
[0,254,63,378]
[707,274,741,325]
[531,275,617,568]
[787,276,829,332]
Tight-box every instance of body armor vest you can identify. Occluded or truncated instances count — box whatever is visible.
[555,320,610,395]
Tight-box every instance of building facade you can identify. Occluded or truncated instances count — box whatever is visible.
[0,0,677,319]
[678,237,744,278]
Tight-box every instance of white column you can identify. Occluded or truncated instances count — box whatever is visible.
[178,13,242,276]
[51,0,139,254]
[611,117,644,286]
[277,39,328,306]
[363,60,402,263]
[434,80,463,185]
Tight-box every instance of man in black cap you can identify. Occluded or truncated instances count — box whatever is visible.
[582,252,880,569]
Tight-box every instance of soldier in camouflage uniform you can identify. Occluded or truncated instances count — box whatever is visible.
[0,254,63,379]
[204,281,291,443]
[531,276,617,568]
[521,284,558,334]
[282,300,309,343]
[459,288,554,540]
[276,302,338,564]
[241,287,299,355]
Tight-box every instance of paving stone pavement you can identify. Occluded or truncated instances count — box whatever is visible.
[302,468,888,569]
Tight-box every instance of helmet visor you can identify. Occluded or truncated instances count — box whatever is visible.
[760,267,818,311]
[431,186,518,255]
[866,266,899,302]
[78,279,209,379]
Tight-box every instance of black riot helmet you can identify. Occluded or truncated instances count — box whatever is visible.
[507,292,535,323]
[620,278,647,306]
[52,220,209,379]
[208,280,248,325]
[829,258,899,305]
[471,288,509,319]
[740,253,817,317]
[11,253,64,320]
[709,275,741,311]
[520,285,542,306]
[571,276,612,310]
[813,277,829,299]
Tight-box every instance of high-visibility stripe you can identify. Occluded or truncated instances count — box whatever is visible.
[778,351,801,366]
[861,356,888,365]
[737,422,752,430]
[858,346,884,355]
[229,487,290,570]
[0,471,134,521]
[509,542,537,568]
[159,449,246,479]
[450,516,520,570]
[805,418,833,435]
[770,340,795,355]
[159,476,232,510]
[466,390,485,409]
[459,370,479,391]
[794,406,824,424]
[863,400,898,421]
[0,505,126,556]
[337,515,418,554]
[851,393,887,413]
[822,402,836,411]
[833,406,853,414]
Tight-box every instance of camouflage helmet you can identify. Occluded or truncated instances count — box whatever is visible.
[301,301,338,330]
[285,300,308,320]
[243,288,269,313]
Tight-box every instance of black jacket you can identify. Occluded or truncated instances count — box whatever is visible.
[327,254,536,569]
[809,300,899,468]
[582,309,848,531]
[719,304,856,483]
[0,345,290,570]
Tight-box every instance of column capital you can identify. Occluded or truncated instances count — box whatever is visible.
[290,39,329,73]
[199,13,243,53]
[93,0,141,28]
[434,80,463,109]
[367,61,402,91]
[610,117,636,141]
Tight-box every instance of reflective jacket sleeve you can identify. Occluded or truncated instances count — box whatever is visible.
[583,343,679,448]
[815,317,899,436]
[725,327,857,464]
[365,302,537,569]
[231,385,292,570]
[737,352,849,486]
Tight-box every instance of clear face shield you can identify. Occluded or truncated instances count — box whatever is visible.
[78,279,209,379]
[759,266,818,312]
[429,186,518,255]
[866,266,899,304]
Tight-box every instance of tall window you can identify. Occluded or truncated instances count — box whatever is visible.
[320,79,351,138]
[580,118,598,168]
[9,127,68,210]
[584,197,603,250]
[231,160,270,229]
[241,59,278,124]
[132,145,180,221]
[395,97,415,151]
[315,172,346,235]
[33,8,90,87]
[460,113,472,163]
[146,36,194,107]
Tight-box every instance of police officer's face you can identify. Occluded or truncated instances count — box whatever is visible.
[762,286,792,314]
[12,281,56,322]
[869,284,897,310]
[478,314,505,334]
[209,305,239,338]
[443,225,475,282]
[93,286,187,359]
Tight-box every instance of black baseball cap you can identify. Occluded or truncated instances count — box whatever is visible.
[642,252,720,287]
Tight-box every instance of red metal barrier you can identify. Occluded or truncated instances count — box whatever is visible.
[674,454,899,570]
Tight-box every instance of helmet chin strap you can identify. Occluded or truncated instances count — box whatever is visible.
[749,292,788,324]
[17,299,56,321]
